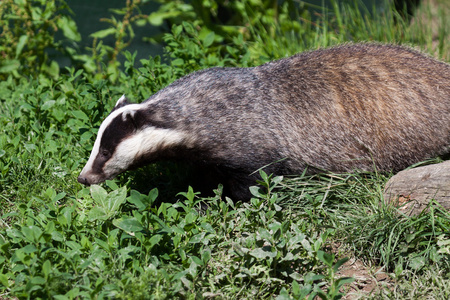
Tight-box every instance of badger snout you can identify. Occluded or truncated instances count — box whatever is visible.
[77,169,110,186]
[77,175,91,186]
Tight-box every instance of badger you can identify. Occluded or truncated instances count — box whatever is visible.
[78,43,450,199]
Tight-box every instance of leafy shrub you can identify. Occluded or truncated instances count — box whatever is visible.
[148,0,310,44]
[0,0,80,80]
[68,0,151,82]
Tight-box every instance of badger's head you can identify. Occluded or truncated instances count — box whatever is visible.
[77,95,190,186]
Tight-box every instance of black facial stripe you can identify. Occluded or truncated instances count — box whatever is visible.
[91,150,110,174]
[99,113,136,157]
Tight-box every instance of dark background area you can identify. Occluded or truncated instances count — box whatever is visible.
[60,0,420,67]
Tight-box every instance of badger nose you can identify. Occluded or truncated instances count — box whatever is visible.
[77,176,91,186]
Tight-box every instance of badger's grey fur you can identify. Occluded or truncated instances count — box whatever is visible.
[78,43,450,199]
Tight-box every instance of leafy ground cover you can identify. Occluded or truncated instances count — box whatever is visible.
[0,0,449,299]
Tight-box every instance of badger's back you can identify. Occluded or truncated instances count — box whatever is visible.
[147,43,450,174]
[258,43,450,173]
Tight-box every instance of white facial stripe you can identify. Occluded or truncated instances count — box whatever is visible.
[102,126,193,177]
[130,126,192,156]
[79,103,143,175]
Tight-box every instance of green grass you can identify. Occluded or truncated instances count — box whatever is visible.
[1,0,449,299]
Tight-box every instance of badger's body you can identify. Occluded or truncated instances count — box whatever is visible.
[78,43,450,199]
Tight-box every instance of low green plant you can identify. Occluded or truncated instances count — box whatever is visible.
[372,266,450,299]
[0,171,356,298]
[0,69,115,205]
[332,196,450,273]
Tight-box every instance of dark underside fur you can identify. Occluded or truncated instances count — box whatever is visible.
[123,43,450,199]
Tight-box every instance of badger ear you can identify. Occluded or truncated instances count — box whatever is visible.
[114,94,130,110]
[122,109,138,129]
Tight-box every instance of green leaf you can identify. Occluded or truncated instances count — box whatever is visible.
[409,256,426,270]
[15,35,28,58]
[41,100,56,111]
[0,274,9,289]
[31,276,46,285]
[117,245,140,263]
[291,280,301,295]
[191,255,203,266]
[60,206,73,227]
[149,234,162,247]
[200,222,215,234]
[173,24,183,37]
[148,188,159,204]
[171,58,184,66]
[182,22,195,36]
[24,143,37,153]
[21,244,38,254]
[90,28,116,39]
[52,109,66,122]
[173,234,181,249]
[177,186,198,202]
[80,131,93,142]
[53,192,66,202]
[42,60,60,79]
[259,170,269,183]
[22,226,42,243]
[106,180,119,190]
[201,249,211,264]
[271,175,284,187]
[148,12,165,26]
[249,186,264,198]
[280,252,295,262]
[0,236,10,254]
[72,110,89,121]
[333,257,349,273]
[189,232,206,244]
[249,247,277,259]
[89,186,127,221]
[88,207,108,221]
[394,263,403,277]
[127,188,158,211]
[275,288,290,300]
[202,32,215,47]
[127,190,146,211]
[317,250,334,267]
[184,212,197,224]
[42,260,51,279]
[148,11,182,26]
[334,276,355,288]
[58,16,81,41]
[0,59,20,73]
[90,185,108,205]
[259,228,272,241]
[105,187,127,212]
[113,216,144,233]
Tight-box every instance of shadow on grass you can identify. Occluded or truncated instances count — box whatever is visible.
[116,161,225,203]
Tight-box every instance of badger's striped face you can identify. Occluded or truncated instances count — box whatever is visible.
[78,95,189,186]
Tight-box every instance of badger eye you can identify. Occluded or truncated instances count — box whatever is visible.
[100,149,110,158]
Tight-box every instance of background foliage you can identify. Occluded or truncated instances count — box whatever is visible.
[0,0,449,299]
